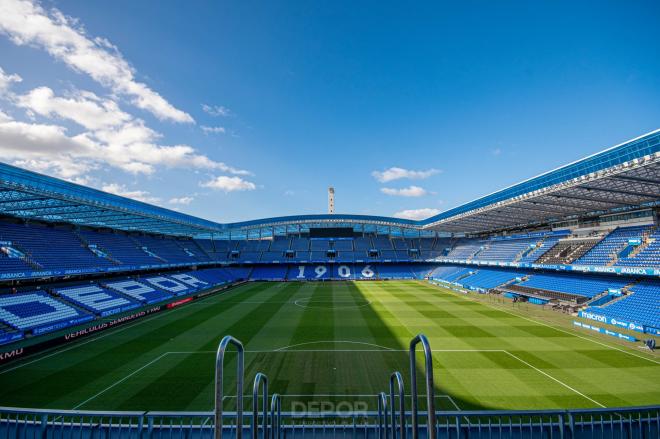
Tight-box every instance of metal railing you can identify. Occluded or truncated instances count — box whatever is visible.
[215,335,245,439]
[1,406,659,438]
[409,334,435,439]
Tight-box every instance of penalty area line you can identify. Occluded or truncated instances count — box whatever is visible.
[504,350,606,408]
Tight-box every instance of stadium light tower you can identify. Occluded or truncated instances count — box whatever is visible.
[328,187,335,214]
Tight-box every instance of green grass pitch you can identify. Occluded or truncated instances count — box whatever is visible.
[0,281,658,412]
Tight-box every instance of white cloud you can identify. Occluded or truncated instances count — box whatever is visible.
[201,125,226,134]
[393,208,441,220]
[101,183,160,204]
[380,185,427,197]
[492,147,502,156]
[0,66,22,93]
[201,175,256,192]
[1,85,250,180]
[15,86,132,130]
[168,196,194,205]
[0,0,193,123]
[202,104,230,117]
[372,167,440,183]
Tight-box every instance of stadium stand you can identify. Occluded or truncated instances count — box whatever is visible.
[142,275,199,296]
[0,222,114,271]
[250,265,288,281]
[78,230,162,266]
[0,292,93,335]
[576,226,653,266]
[535,237,601,265]
[377,264,416,279]
[511,273,630,302]
[54,283,140,316]
[445,240,482,259]
[616,226,660,267]
[333,240,354,251]
[430,265,474,283]
[472,237,538,263]
[518,235,563,263]
[458,269,526,289]
[586,280,660,330]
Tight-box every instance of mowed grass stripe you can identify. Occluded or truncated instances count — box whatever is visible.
[367,282,560,410]
[109,282,303,411]
[426,283,660,408]
[1,282,265,408]
[0,281,657,412]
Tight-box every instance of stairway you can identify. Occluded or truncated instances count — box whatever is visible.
[72,230,122,265]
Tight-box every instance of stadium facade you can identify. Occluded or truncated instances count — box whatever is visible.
[0,130,658,438]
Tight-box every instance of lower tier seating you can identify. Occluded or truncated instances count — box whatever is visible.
[519,273,629,298]
[54,284,140,316]
[0,292,93,335]
[586,280,660,330]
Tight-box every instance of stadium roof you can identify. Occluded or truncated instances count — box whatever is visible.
[0,130,658,237]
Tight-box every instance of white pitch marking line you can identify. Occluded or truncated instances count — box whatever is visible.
[168,349,505,354]
[504,350,606,408]
[273,340,396,352]
[292,299,372,310]
[72,352,170,410]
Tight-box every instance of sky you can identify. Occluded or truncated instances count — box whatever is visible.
[0,0,659,223]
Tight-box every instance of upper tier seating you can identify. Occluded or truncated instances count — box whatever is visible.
[0,251,33,274]
[419,238,435,250]
[310,240,330,251]
[79,230,162,266]
[336,251,355,262]
[372,236,393,250]
[0,292,92,334]
[132,235,203,264]
[576,226,653,266]
[260,251,284,262]
[354,237,373,251]
[237,240,270,252]
[518,236,562,263]
[378,249,397,260]
[333,240,354,251]
[193,239,227,261]
[616,227,660,267]
[392,238,408,250]
[178,240,212,262]
[445,240,482,259]
[54,283,140,316]
[0,223,114,271]
[535,238,601,265]
[290,237,310,251]
[270,237,291,251]
[473,238,538,263]
[587,280,660,329]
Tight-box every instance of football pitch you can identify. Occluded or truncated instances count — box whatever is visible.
[0,281,658,412]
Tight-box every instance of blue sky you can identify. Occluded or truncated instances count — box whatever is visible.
[0,0,659,223]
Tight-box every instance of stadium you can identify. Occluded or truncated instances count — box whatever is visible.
[1,1,660,438]
[0,129,658,437]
